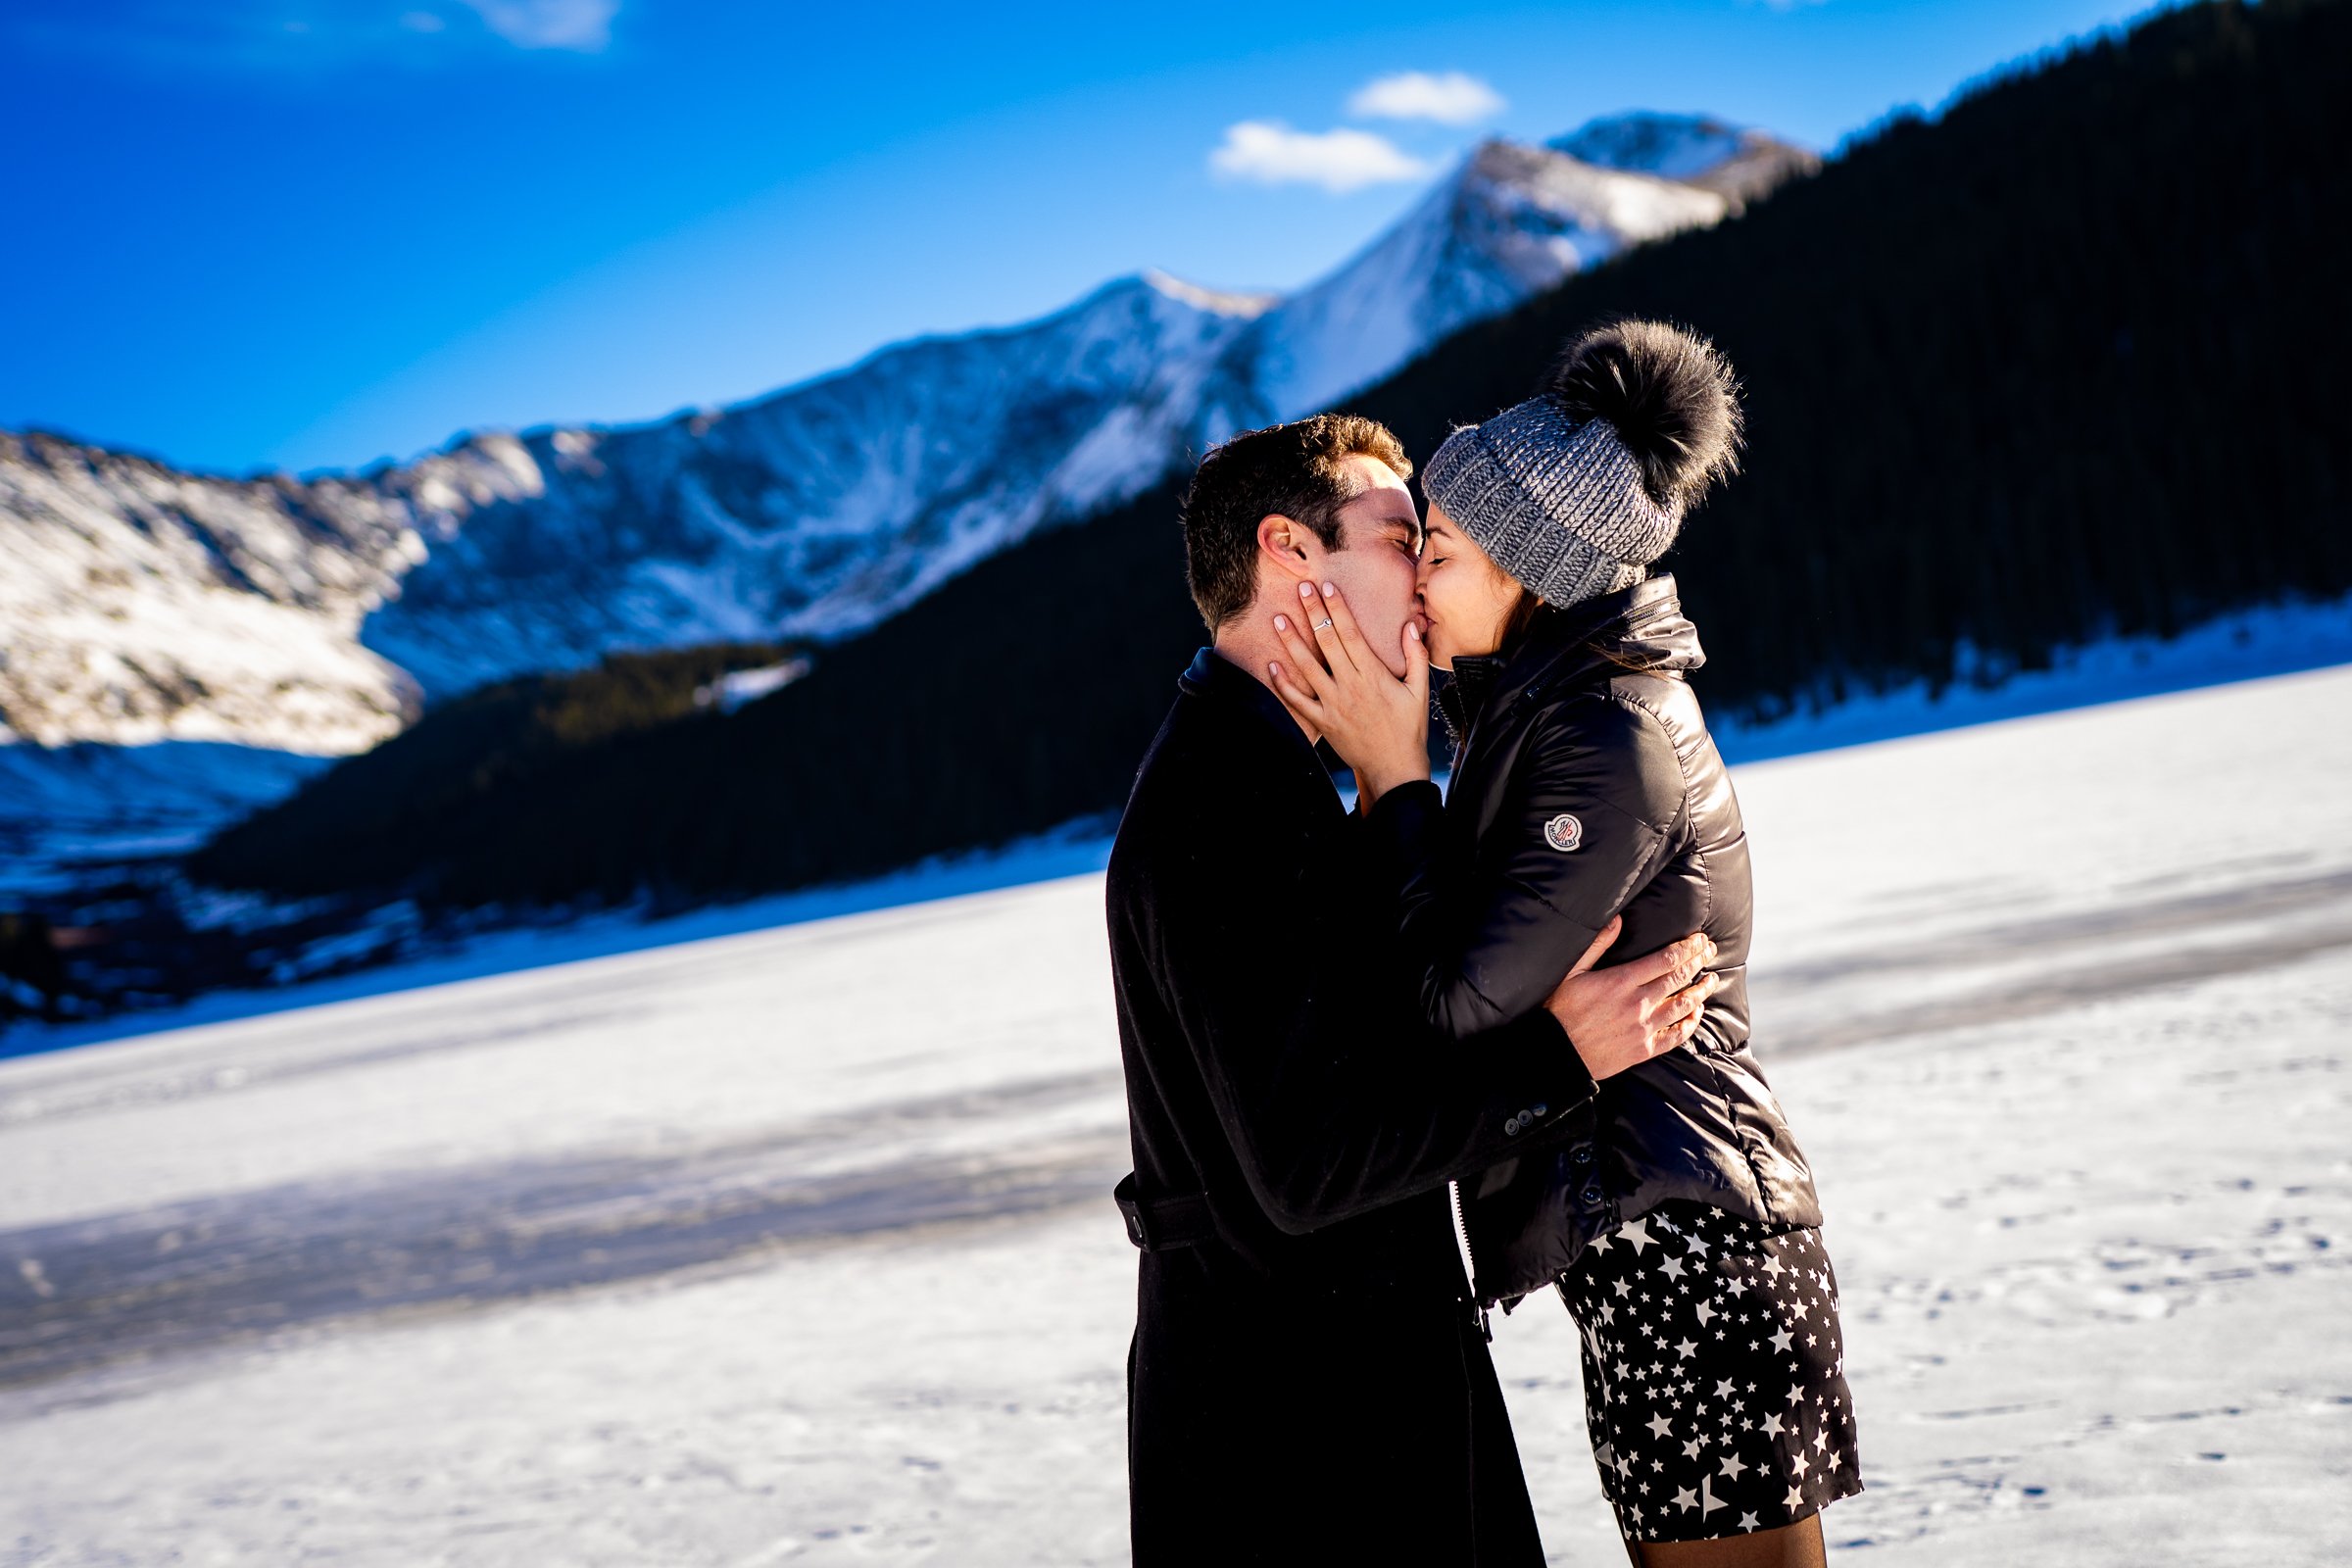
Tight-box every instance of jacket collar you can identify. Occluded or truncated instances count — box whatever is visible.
[1438,574,1703,744]
[1180,647,1335,782]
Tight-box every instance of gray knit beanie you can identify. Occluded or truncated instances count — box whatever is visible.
[1420,319,1742,609]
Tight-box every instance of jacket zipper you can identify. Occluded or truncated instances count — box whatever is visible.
[1450,1177,1491,1340]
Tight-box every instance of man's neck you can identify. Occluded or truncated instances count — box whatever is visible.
[1211,619,1320,746]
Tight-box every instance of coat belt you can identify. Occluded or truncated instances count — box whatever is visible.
[1114,1172,1215,1251]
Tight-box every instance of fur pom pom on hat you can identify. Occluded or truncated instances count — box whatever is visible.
[1420,318,1742,609]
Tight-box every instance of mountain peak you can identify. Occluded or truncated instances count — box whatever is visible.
[1550,112,1753,178]
[1549,112,1820,208]
[1139,269,1278,319]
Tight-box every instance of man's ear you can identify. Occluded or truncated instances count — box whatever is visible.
[1255,514,1317,581]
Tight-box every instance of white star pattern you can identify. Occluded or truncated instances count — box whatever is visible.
[1552,1203,1856,1543]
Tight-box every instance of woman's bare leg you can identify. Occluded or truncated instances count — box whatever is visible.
[1631,1513,1827,1568]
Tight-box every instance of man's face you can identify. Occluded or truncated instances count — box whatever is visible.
[1301,455,1425,677]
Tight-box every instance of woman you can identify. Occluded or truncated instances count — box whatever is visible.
[1266,319,1859,1567]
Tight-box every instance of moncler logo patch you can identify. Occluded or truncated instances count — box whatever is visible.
[1544,812,1584,852]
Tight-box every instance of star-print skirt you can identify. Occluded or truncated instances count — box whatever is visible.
[1552,1199,1862,1544]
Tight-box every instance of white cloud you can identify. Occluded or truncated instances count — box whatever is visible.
[1208,122,1428,193]
[459,0,617,51]
[1346,71,1505,125]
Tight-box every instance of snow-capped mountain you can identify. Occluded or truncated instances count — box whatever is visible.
[1549,111,1820,208]
[0,428,538,753]
[1232,138,1733,418]
[359,270,1275,696]
[0,113,1811,759]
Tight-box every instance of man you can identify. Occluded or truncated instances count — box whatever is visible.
[1107,413,1721,1564]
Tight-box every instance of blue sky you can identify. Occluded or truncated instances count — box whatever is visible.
[2,0,2149,476]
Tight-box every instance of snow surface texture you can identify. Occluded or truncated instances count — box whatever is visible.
[0,114,1800,760]
[1,666,2346,1564]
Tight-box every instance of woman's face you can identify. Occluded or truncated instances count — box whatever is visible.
[1415,502,1524,671]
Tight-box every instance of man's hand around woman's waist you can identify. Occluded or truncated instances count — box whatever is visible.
[1545,916,1721,1081]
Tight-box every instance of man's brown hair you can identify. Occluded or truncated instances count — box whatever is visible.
[1179,414,1413,630]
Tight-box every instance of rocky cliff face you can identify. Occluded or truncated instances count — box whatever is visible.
[0,428,539,752]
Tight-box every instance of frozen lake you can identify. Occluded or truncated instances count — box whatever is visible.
[3,664,2348,1565]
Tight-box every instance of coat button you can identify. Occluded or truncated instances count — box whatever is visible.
[1531,1102,1547,1118]
[1570,1143,1594,1167]
[1580,1183,1605,1206]
[1505,1114,1524,1136]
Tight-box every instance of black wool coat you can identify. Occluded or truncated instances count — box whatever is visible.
[1107,648,1603,1567]
[1420,576,1823,1306]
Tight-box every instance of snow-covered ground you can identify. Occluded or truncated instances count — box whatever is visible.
[2,664,2348,1565]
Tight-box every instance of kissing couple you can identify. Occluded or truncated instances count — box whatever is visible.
[1108,319,1862,1565]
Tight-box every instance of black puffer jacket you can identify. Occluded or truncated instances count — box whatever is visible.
[1406,574,1822,1306]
